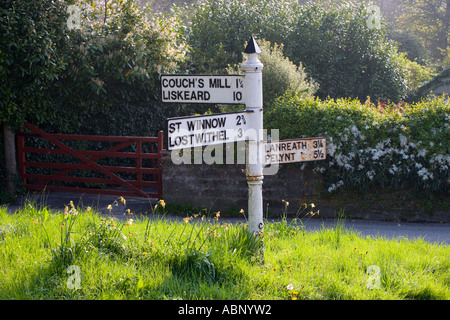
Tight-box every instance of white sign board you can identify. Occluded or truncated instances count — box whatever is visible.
[168,111,251,150]
[161,75,244,104]
[265,138,326,164]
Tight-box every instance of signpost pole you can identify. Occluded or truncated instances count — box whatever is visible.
[243,37,264,262]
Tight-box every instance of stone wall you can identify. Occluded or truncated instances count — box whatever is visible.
[162,156,449,222]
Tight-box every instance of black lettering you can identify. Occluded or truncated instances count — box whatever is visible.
[168,122,180,134]
[198,79,204,88]
[169,137,175,148]
[203,119,211,129]
[209,78,218,88]
[286,142,292,151]
[187,120,195,131]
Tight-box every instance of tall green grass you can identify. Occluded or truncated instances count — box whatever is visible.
[0,199,448,300]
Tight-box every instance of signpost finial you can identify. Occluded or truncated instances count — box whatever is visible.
[244,36,261,54]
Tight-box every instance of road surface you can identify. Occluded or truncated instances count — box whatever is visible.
[4,191,449,245]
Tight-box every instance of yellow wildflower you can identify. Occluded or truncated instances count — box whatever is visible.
[286,265,293,268]
[107,204,113,211]
[120,196,126,205]
[183,217,189,224]
[159,199,166,208]
[69,201,74,208]
[87,206,92,212]
[310,203,315,208]
[239,209,245,214]
[33,219,39,225]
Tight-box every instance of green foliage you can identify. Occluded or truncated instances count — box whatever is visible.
[46,0,189,135]
[284,2,408,101]
[265,96,450,196]
[185,0,295,73]
[0,0,188,134]
[229,39,318,107]
[388,29,429,65]
[396,52,436,94]
[397,0,449,64]
[0,0,68,129]
[186,0,409,102]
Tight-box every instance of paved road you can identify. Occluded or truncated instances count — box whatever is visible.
[5,191,450,245]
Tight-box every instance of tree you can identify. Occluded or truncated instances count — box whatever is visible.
[186,0,410,102]
[47,0,189,135]
[0,0,68,193]
[230,39,318,107]
[185,0,296,73]
[397,0,450,64]
[0,0,189,195]
[284,2,408,101]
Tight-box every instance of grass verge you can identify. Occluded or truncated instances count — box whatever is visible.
[0,198,448,300]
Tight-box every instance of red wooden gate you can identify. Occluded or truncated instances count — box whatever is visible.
[16,122,165,199]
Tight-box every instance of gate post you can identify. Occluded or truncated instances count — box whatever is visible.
[16,130,26,187]
[157,130,164,200]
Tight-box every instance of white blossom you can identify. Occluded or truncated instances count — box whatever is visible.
[399,134,407,147]
[366,170,375,180]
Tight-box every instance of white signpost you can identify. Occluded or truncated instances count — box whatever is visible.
[161,75,244,104]
[265,138,326,165]
[167,111,251,150]
[161,36,326,264]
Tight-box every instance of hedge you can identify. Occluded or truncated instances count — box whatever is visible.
[264,96,450,196]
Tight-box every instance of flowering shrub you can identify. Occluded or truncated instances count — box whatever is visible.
[265,96,450,196]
